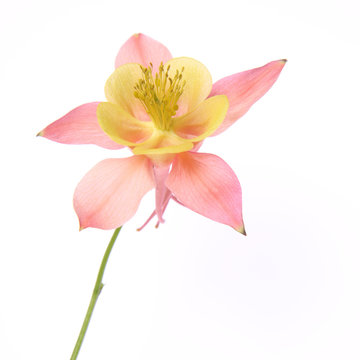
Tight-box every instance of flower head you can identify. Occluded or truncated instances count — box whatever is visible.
[38,33,286,234]
[97,56,228,167]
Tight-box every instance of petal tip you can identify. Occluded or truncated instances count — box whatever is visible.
[36,130,44,137]
[78,218,88,231]
[79,224,87,231]
[280,59,287,64]
[235,224,247,236]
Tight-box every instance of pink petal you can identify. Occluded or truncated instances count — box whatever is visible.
[74,156,155,230]
[209,60,286,136]
[115,33,172,70]
[153,165,171,223]
[38,103,124,150]
[166,152,245,234]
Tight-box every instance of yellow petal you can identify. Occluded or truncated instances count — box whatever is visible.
[97,102,153,146]
[132,130,193,155]
[164,57,213,116]
[104,63,149,122]
[173,95,229,142]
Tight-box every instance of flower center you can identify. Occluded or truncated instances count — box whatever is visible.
[133,62,186,131]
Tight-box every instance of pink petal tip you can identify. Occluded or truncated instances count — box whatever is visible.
[235,224,247,236]
[115,33,172,69]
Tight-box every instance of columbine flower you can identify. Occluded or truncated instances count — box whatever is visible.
[38,33,286,234]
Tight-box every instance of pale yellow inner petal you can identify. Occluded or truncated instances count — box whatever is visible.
[104,63,150,122]
[173,95,229,142]
[97,102,153,146]
[132,130,193,155]
[164,57,213,116]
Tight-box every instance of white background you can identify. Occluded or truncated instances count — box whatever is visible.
[1,0,359,359]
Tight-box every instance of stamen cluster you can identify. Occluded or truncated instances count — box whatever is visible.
[134,62,186,131]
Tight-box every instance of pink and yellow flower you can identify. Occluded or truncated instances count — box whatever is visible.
[38,33,286,234]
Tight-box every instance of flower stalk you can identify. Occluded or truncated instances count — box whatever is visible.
[70,226,122,360]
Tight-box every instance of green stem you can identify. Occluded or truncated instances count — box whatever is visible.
[70,227,122,360]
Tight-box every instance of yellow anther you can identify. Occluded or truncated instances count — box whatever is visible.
[134,63,186,131]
